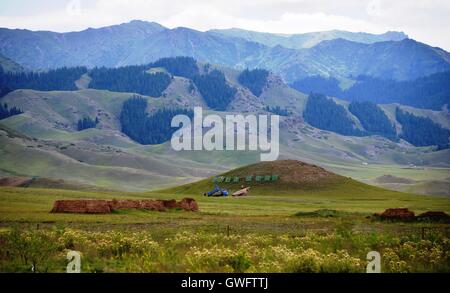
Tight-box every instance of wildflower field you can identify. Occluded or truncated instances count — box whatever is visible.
[1,226,449,273]
[0,186,449,273]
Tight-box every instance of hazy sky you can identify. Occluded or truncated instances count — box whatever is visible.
[1,0,449,50]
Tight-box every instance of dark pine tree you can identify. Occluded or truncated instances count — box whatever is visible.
[291,76,344,98]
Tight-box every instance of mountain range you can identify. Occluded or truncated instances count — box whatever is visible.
[209,28,408,49]
[1,20,449,83]
[0,57,449,195]
[0,21,449,196]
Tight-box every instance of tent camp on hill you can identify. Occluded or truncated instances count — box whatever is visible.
[161,160,374,196]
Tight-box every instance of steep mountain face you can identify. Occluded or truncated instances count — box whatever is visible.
[122,27,266,69]
[209,28,408,49]
[307,38,450,81]
[0,54,25,72]
[0,22,267,70]
[0,20,167,69]
[268,38,450,82]
[1,21,448,84]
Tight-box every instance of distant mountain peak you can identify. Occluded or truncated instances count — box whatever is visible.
[210,28,409,49]
[78,20,167,34]
[311,37,367,49]
[383,31,408,39]
[172,26,198,33]
[121,19,166,29]
[121,19,165,29]
[128,19,154,24]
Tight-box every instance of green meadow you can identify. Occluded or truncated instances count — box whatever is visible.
[0,172,449,273]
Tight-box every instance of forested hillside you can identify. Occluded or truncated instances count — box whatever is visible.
[291,71,450,110]
[396,108,450,148]
[151,56,199,79]
[302,94,449,147]
[291,76,343,98]
[238,69,269,97]
[1,55,448,149]
[120,96,193,145]
[192,69,236,110]
[89,66,172,97]
[303,93,363,136]
[0,103,23,120]
[348,101,397,140]
[0,66,87,92]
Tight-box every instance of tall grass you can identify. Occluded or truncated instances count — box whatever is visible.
[1,227,448,273]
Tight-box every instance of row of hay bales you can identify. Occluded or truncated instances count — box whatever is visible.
[51,198,198,214]
[373,208,450,222]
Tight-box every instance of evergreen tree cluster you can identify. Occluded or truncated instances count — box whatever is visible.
[192,69,236,111]
[291,76,343,98]
[77,116,99,131]
[291,71,450,110]
[345,73,450,110]
[395,108,450,147]
[0,103,23,120]
[303,93,364,136]
[0,85,12,98]
[266,106,290,116]
[89,66,172,97]
[238,69,269,97]
[150,57,237,110]
[303,94,450,145]
[120,96,193,145]
[348,101,397,139]
[151,56,199,79]
[0,66,87,92]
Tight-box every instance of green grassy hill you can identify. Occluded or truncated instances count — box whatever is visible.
[0,124,224,191]
[162,160,415,198]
